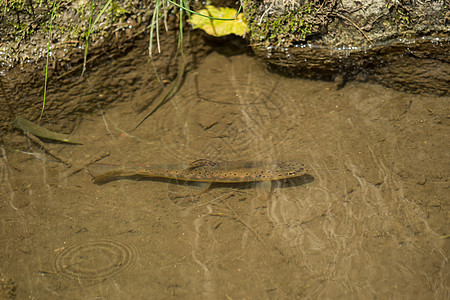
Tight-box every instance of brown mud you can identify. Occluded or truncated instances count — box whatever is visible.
[0,51,449,298]
[0,29,211,137]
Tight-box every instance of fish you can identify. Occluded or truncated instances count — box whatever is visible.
[13,116,82,144]
[88,159,307,194]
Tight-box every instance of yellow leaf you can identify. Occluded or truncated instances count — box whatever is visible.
[188,5,247,37]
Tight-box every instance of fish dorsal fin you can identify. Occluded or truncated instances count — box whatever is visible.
[186,159,218,171]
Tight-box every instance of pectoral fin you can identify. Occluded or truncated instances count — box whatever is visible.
[190,182,212,195]
[256,181,272,199]
[187,159,218,171]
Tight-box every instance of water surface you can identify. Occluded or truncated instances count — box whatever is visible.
[1,51,448,299]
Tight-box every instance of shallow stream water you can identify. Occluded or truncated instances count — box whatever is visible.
[1,50,448,299]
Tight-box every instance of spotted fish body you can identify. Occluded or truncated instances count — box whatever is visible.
[88,159,307,184]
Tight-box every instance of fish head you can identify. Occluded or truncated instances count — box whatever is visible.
[274,161,308,178]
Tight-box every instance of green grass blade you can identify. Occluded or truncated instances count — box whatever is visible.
[166,0,241,21]
[81,0,96,77]
[92,0,113,27]
[40,0,58,122]
[149,0,163,56]
[81,0,112,77]
[178,0,183,53]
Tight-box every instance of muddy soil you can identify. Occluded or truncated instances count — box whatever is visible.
[0,51,448,299]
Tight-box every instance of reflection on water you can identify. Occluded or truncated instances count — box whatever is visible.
[140,54,302,163]
[1,50,448,299]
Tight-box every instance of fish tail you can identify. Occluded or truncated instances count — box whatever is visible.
[88,163,125,184]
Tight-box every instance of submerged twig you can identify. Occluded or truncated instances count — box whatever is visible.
[335,13,373,45]
[131,58,186,131]
[7,147,60,164]
[225,203,271,251]
[23,132,71,166]
[63,151,110,178]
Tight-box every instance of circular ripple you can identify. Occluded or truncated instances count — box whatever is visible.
[54,239,135,281]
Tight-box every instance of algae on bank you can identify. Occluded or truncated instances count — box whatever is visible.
[243,0,448,48]
[243,0,334,48]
